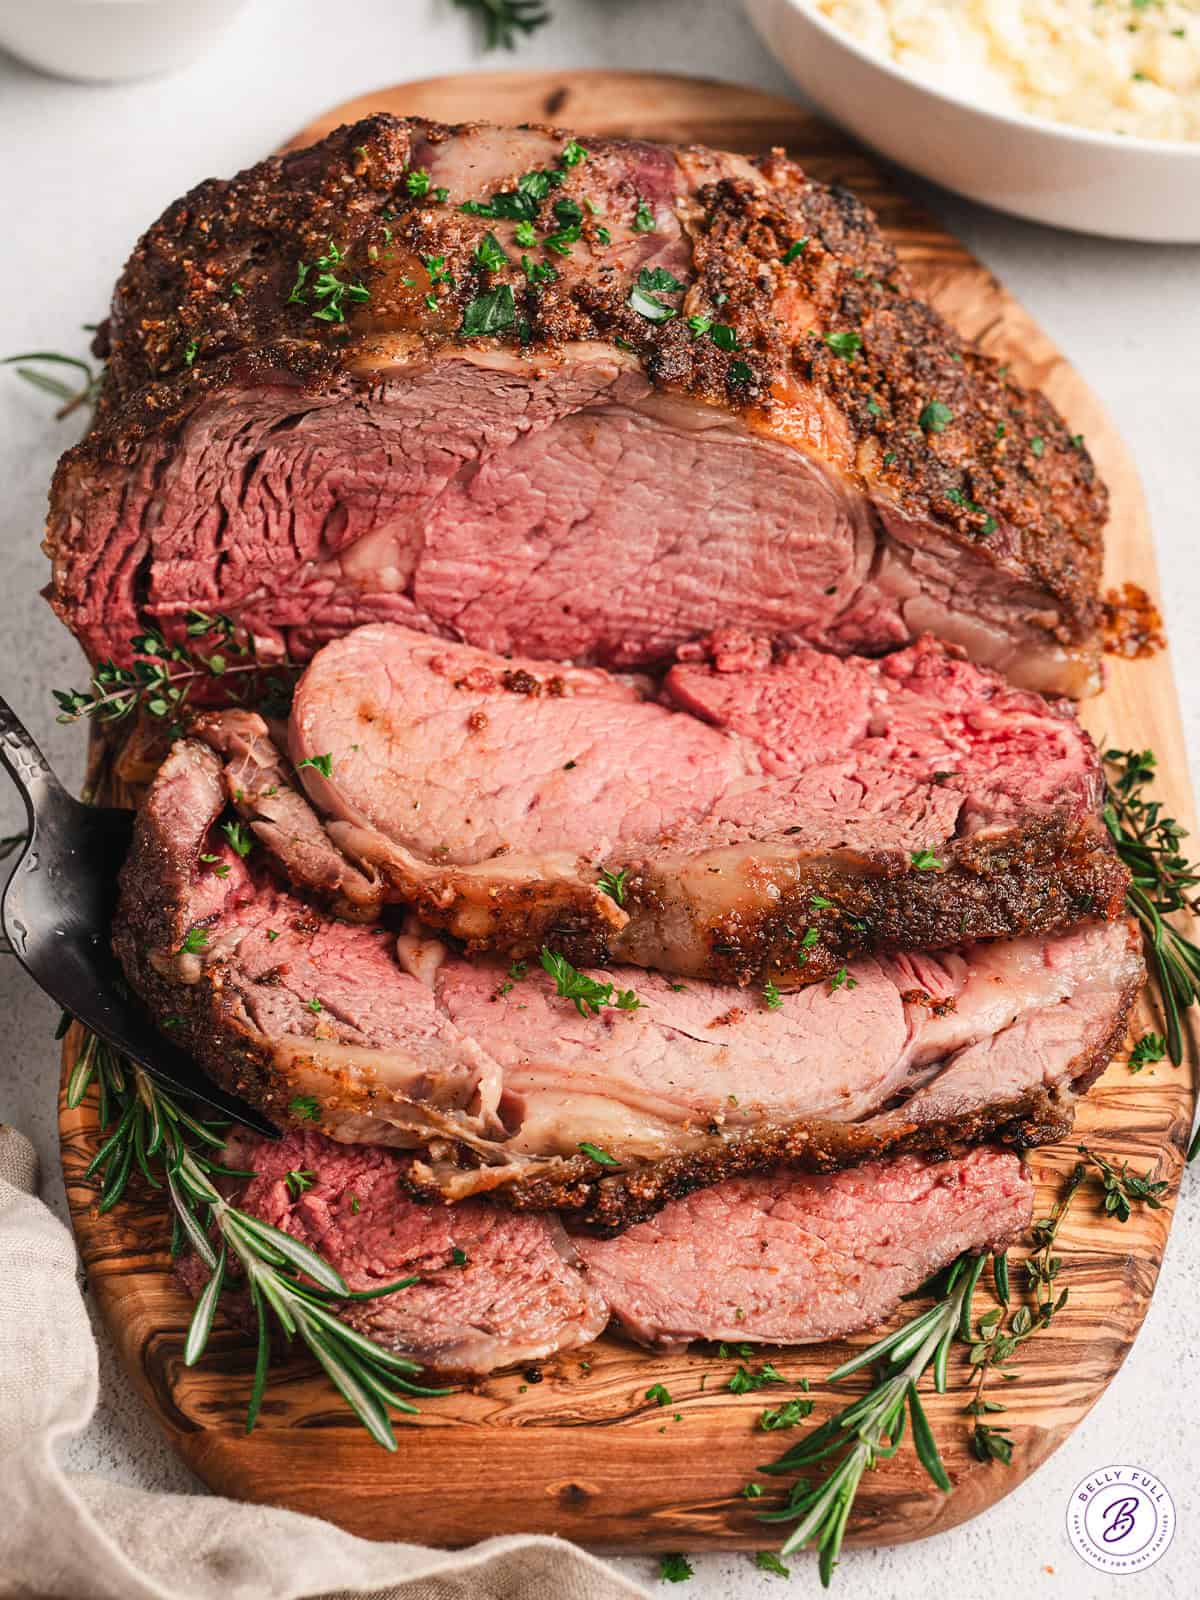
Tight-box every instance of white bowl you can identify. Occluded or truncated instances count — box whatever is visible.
[0,0,248,83]
[743,0,1200,242]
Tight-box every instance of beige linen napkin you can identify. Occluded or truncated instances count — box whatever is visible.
[0,1124,650,1600]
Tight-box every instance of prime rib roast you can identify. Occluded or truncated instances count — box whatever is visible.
[47,114,1106,697]
[186,1129,1033,1375]
[277,622,1126,984]
[82,116,1139,1375]
[112,730,1142,1233]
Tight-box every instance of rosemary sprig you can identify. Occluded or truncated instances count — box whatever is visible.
[67,1029,447,1448]
[451,0,551,50]
[52,612,295,733]
[1103,748,1200,1090]
[3,348,103,419]
[757,1254,986,1586]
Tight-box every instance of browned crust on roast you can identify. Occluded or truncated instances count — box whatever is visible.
[555,814,1130,987]
[52,114,1104,652]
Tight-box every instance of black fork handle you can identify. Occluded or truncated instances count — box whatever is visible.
[0,694,69,834]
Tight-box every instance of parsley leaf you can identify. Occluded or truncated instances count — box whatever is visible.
[823,330,862,358]
[762,981,783,1011]
[284,1169,315,1198]
[659,1554,694,1583]
[919,399,953,434]
[462,284,516,336]
[289,1095,320,1123]
[179,926,209,955]
[473,232,509,273]
[628,285,677,323]
[632,200,655,233]
[910,849,943,870]
[729,1362,786,1394]
[597,866,629,905]
[645,1382,672,1406]
[405,168,431,197]
[755,1551,791,1577]
[578,1140,619,1166]
[221,819,253,858]
[638,266,685,293]
[297,752,333,778]
[1129,1031,1167,1072]
[781,237,810,263]
[561,139,588,166]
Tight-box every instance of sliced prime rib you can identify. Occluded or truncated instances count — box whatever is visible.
[48,115,1105,697]
[187,1130,1032,1373]
[274,621,1126,985]
[113,734,1144,1232]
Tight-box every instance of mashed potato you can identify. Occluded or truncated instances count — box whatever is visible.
[813,0,1200,141]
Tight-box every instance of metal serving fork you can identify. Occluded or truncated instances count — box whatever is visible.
[0,694,276,1131]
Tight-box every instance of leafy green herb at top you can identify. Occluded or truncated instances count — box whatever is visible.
[472,232,509,273]
[459,162,566,222]
[297,752,333,778]
[762,981,783,1012]
[578,1140,620,1166]
[632,200,656,233]
[659,1554,694,1583]
[288,241,370,325]
[461,283,517,337]
[451,0,551,51]
[1128,1031,1166,1072]
[540,947,642,1016]
[919,399,953,434]
[1102,747,1200,1118]
[910,849,942,871]
[823,330,862,358]
[3,347,104,420]
[65,1030,444,1449]
[597,866,629,906]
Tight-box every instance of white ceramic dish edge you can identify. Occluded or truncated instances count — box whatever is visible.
[0,0,248,84]
[743,0,1200,242]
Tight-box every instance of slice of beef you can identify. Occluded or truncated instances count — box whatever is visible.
[48,116,1105,697]
[189,1131,1031,1370]
[574,1147,1033,1350]
[113,737,1144,1231]
[278,622,1126,985]
[206,1129,608,1376]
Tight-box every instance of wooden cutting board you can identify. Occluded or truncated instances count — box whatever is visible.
[57,71,1197,1555]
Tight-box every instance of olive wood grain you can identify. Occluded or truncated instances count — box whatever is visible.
[58,70,1196,1555]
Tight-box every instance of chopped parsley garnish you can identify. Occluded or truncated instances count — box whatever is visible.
[542,223,581,256]
[762,981,783,1011]
[755,1551,791,1578]
[597,866,629,905]
[473,232,509,273]
[514,220,537,246]
[405,168,432,197]
[659,1554,694,1583]
[520,254,558,287]
[423,254,453,286]
[578,1140,620,1166]
[632,200,655,233]
[709,323,739,352]
[1129,1031,1166,1071]
[349,1194,361,1215]
[638,266,684,293]
[289,1095,320,1123]
[450,1246,469,1266]
[911,849,943,870]
[179,926,209,955]
[995,421,1006,440]
[199,853,230,878]
[297,752,333,777]
[829,966,857,992]
[266,930,281,942]
[742,1482,764,1498]
[687,314,712,337]
[1030,435,1045,457]
[284,1169,315,1198]
[810,893,834,909]
[595,225,611,245]
[540,947,643,1015]
[759,1393,814,1431]
[221,819,253,857]
[781,237,810,263]
[561,139,588,166]
[462,283,516,336]
[823,330,862,358]
[729,1361,786,1394]
[645,1382,672,1406]
[553,196,584,228]
[305,997,323,1014]
[183,341,198,368]
[287,241,369,325]
[729,360,753,384]
[919,399,953,434]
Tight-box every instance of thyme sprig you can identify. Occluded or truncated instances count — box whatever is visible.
[452,0,551,50]
[1103,748,1200,1098]
[67,1029,447,1448]
[52,612,295,733]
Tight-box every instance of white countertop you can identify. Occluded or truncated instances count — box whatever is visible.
[1,3,1198,1595]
